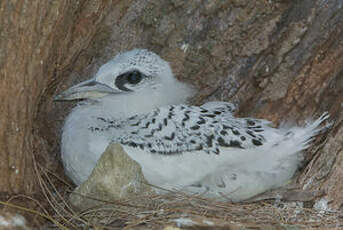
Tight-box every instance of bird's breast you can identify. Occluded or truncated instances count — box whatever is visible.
[61,107,114,185]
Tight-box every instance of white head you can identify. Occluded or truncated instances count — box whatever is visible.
[55,49,194,115]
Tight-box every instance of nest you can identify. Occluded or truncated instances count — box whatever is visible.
[2,162,342,230]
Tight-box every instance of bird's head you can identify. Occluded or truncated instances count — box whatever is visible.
[55,49,194,107]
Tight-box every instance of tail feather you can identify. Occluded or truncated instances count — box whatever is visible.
[284,112,331,151]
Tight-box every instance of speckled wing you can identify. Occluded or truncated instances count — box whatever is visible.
[103,103,271,155]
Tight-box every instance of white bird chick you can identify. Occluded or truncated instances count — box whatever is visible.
[55,49,329,201]
[55,49,194,185]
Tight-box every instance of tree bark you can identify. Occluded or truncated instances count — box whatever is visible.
[0,0,113,195]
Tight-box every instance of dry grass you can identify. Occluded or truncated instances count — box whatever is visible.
[1,160,342,230]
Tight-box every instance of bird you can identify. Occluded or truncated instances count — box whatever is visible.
[55,49,330,201]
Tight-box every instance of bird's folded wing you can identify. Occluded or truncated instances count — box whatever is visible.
[95,104,271,155]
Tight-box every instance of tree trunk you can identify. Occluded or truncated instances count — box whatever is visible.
[0,0,113,195]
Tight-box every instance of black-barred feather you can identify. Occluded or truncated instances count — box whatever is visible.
[90,102,271,155]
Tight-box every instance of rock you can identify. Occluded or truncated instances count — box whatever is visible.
[69,143,153,210]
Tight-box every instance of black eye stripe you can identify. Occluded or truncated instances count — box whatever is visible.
[115,70,145,92]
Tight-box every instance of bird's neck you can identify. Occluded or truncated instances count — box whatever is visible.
[73,95,167,121]
[65,95,154,137]
[73,99,150,121]
[75,83,194,120]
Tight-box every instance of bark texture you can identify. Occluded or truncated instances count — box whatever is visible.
[0,0,342,223]
[0,0,114,195]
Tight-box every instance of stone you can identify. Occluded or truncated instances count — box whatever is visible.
[69,143,153,210]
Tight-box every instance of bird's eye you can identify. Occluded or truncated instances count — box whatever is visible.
[126,71,142,84]
[115,70,146,92]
